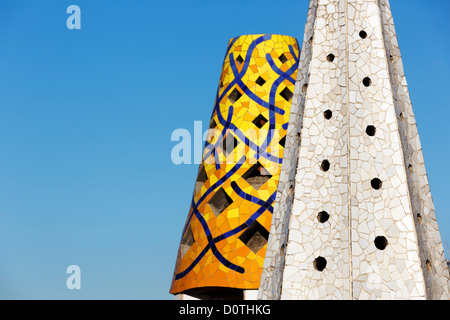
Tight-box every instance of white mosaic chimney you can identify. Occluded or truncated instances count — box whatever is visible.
[258,0,450,300]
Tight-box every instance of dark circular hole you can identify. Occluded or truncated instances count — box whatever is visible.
[302,83,309,93]
[408,164,413,173]
[366,125,376,136]
[426,260,432,272]
[359,30,368,39]
[399,113,404,121]
[313,256,327,271]
[324,109,332,120]
[371,178,382,190]
[280,244,285,259]
[317,211,330,223]
[374,236,388,250]
[363,77,372,87]
[417,213,423,223]
[320,160,330,172]
[326,53,335,62]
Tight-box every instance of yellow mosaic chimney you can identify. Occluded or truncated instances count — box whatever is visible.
[170,34,300,300]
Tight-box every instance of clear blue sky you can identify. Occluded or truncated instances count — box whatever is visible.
[0,0,448,299]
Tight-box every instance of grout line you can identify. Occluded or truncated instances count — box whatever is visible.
[344,0,353,300]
